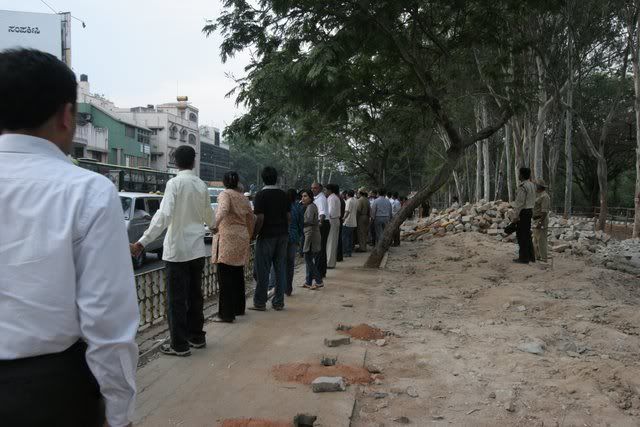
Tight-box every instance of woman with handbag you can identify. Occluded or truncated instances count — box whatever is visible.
[211,171,255,322]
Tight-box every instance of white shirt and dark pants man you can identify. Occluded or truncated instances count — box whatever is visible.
[312,183,330,278]
[0,50,139,427]
[326,186,341,268]
[342,191,358,257]
[136,150,214,355]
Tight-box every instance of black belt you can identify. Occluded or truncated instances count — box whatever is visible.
[0,340,86,369]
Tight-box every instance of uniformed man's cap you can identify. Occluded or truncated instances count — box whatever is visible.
[358,187,368,194]
[535,179,547,188]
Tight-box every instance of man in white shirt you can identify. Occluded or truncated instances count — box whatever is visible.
[311,182,329,278]
[325,184,341,268]
[342,190,358,256]
[131,146,214,356]
[0,49,139,427]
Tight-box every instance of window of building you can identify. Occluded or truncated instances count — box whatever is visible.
[180,129,187,142]
[169,125,178,139]
[137,129,150,145]
[188,133,196,145]
[125,125,135,138]
[189,112,198,122]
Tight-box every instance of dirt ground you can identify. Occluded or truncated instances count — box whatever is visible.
[351,232,640,426]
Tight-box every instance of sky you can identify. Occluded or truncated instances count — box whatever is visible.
[0,0,250,130]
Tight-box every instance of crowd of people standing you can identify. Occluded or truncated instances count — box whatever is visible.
[211,168,407,311]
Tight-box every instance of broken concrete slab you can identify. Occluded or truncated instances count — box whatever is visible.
[324,336,351,347]
[311,376,347,393]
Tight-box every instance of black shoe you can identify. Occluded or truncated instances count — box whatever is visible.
[273,306,284,311]
[248,305,266,311]
[160,344,191,357]
[187,340,206,349]
[512,258,529,264]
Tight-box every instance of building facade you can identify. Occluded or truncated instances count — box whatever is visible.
[199,125,230,183]
[74,75,150,167]
[115,100,201,176]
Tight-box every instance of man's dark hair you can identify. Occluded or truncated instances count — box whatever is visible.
[287,188,298,204]
[519,167,531,180]
[378,189,386,197]
[223,171,240,189]
[261,166,278,185]
[347,190,355,197]
[0,49,77,132]
[175,145,196,169]
[326,183,339,194]
[393,192,399,198]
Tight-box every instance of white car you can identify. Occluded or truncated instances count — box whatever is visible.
[120,192,165,268]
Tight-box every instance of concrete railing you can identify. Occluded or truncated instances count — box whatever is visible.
[134,243,255,331]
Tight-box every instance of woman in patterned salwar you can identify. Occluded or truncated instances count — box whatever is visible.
[211,171,255,322]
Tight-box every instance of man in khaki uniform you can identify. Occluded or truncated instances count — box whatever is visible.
[355,188,370,252]
[511,167,537,263]
[533,179,551,262]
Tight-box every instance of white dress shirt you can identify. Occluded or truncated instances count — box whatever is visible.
[327,193,341,219]
[313,192,328,220]
[0,134,140,427]
[391,199,401,216]
[139,170,214,262]
[344,197,358,227]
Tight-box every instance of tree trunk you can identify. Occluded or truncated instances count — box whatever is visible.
[475,101,483,201]
[534,55,547,180]
[465,152,472,202]
[564,20,574,218]
[483,140,490,201]
[512,117,524,170]
[524,118,533,170]
[495,144,505,200]
[505,123,513,201]
[364,145,464,268]
[632,8,640,238]
[475,142,482,201]
[549,115,562,201]
[597,146,608,231]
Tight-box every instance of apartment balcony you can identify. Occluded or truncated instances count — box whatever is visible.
[73,123,109,153]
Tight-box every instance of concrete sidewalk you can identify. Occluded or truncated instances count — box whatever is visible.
[134,253,378,427]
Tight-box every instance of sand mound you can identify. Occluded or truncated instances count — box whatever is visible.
[272,362,372,385]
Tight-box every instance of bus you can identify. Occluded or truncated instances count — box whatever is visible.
[77,158,175,193]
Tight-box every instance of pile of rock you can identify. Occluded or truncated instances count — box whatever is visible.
[592,238,640,275]
[401,200,513,240]
[401,199,639,275]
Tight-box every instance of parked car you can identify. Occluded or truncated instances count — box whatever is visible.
[204,187,224,243]
[120,192,166,268]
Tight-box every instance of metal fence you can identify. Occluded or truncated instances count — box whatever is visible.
[134,243,255,331]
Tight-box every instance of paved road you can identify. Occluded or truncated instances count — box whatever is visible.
[135,243,212,274]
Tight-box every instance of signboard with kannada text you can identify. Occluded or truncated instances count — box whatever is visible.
[0,10,62,60]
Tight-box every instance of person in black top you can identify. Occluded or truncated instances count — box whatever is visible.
[251,166,291,311]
